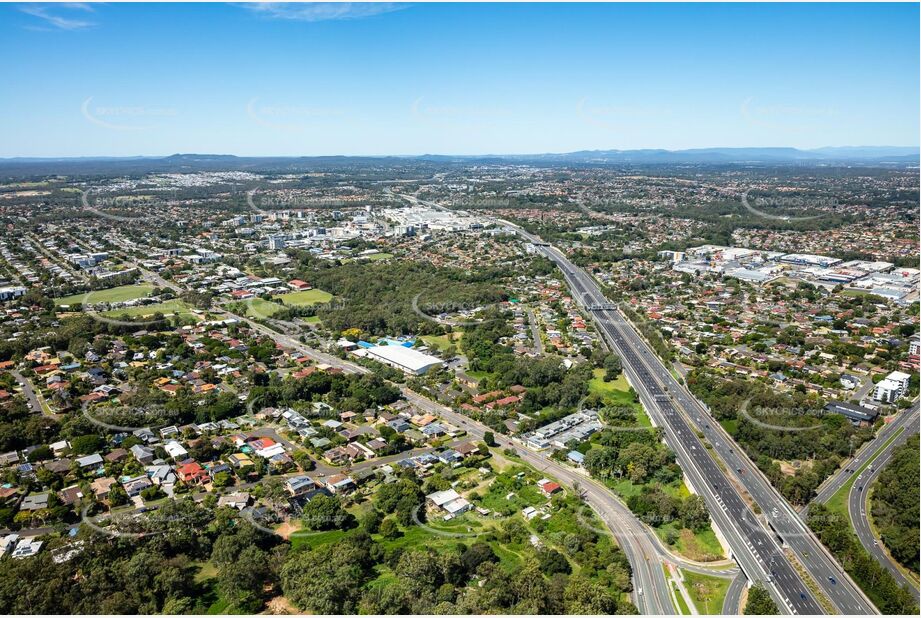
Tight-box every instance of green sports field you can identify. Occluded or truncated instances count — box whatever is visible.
[275,289,333,306]
[55,284,154,306]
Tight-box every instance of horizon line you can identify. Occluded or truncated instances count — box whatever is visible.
[2,145,920,161]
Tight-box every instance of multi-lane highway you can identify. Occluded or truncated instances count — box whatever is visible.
[505,222,883,615]
[811,404,920,601]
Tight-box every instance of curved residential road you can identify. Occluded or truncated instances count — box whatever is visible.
[849,408,920,601]
[221,309,679,614]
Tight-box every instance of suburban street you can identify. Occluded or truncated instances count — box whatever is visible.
[218,305,753,615]
[11,370,43,415]
[525,308,544,355]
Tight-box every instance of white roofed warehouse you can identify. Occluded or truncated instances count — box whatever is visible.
[364,345,443,375]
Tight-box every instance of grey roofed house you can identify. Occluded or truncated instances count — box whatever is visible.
[0,451,20,466]
[427,488,462,507]
[147,464,176,485]
[0,534,19,555]
[130,444,155,464]
[42,458,73,474]
[132,427,158,443]
[422,423,447,436]
[217,492,250,510]
[76,453,104,468]
[824,401,879,425]
[387,418,411,433]
[285,475,318,496]
[122,475,152,496]
[367,437,388,451]
[20,492,50,511]
[437,450,462,464]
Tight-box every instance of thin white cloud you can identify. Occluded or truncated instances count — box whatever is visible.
[244,2,408,23]
[20,4,96,30]
[60,3,97,11]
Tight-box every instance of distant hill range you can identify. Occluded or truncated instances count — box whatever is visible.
[0,147,917,177]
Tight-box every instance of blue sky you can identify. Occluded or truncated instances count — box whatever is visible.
[1,2,918,157]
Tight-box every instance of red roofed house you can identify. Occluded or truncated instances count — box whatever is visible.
[486,395,520,410]
[292,366,318,380]
[538,479,562,496]
[248,437,276,451]
[177,462,208,484]
[473,390,503,405]
[288,279,312,290]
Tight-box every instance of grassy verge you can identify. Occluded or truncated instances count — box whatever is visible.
[826,427,905,518]
[657,526,726,563]
[672,583,691,614]
[682,569,731,614]
[785,547,837,614]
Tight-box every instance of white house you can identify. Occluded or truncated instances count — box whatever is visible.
[873,371,911,403]
[163,440,189,460]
